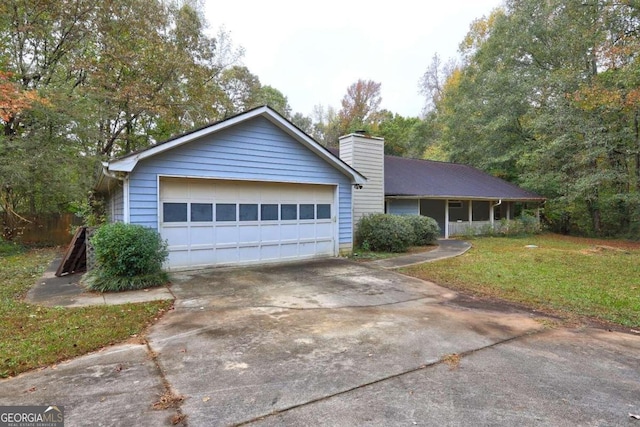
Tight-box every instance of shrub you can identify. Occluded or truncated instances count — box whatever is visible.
[85,223,168,292]
[495,214,542,236]
[0,239,24,257]
[404,215,440,245]
[356,214,415,252]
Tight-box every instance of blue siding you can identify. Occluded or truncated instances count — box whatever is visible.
[128,116,354,245]
[388,199,419,216]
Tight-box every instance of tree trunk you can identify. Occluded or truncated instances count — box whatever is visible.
[635,111,640,192]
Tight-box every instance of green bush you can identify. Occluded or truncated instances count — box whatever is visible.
[405,215,440,245]
[356,214,415,253]
[85,223,168,292]
[495,215,542,236]
[0,239,24,257]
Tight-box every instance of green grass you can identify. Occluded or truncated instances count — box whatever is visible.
[0,248,173,378]
[401,234,640,328]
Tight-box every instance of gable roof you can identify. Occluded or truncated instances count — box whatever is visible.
[384,155,544,201]
[101,106,366,184]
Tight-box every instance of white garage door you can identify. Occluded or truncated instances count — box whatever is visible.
[159,177,336,269]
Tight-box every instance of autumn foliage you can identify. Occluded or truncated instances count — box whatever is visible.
[0,71,45,124]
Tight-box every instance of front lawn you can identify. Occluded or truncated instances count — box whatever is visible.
[401,234,640,328]
[350,245,437,261]
[0,247,173,378]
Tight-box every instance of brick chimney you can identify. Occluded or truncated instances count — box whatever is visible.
[339,132,385,226]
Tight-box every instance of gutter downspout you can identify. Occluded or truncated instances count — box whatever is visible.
[491,199,502,228]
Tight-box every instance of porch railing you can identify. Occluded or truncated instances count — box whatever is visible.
[448,220,493,237]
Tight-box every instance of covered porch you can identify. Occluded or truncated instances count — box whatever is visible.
[386,198,541,239]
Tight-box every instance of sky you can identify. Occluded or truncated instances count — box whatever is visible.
[204,1,504,118]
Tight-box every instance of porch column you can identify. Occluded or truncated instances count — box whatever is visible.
[444,199,449,239]
[490,201,495,228]
[123,177,130,224]
[468,200,473,229]
[507,202,511,220]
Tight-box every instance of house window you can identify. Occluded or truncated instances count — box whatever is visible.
[216,203,236,221]
[281,204,297,220]
[261,204,278,221]
[239,204,258,221]
[317,204,331,219]
[449,201,463,209]
[191,203,213,222]
[300,204,315,220]
[163,203,187,222]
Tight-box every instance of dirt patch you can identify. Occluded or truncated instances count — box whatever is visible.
[441,353,461,370]
[548,234,640,251]
[580,245,631,255]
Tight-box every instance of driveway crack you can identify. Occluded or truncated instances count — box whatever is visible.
[231,326,552,426]
[178,294,452,312]
[145,339,187,426]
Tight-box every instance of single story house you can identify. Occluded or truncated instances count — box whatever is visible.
[97,106,543,270]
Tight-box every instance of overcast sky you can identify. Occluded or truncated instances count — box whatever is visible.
[204,1,504,118]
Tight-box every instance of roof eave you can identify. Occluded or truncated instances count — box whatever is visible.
[103,106,366,184]
[385,194,545,202]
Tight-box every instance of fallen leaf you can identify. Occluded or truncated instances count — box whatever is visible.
[202,397,210,402]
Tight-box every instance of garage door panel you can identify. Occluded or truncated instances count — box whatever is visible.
[280,243,298,258]
[316,223,333,238]
[190,249,214,266]
[190,227,215,245]
[260,224,280,241]
[216,247,238,264]
[298,223,316,239]
[260,243,280,260]
[160,178,336,269]
[238,246,260,261]
[167,250,189,268]
[299,242,316,257]
[162,226,188,243]
[238,225,260,242]
[280,224,299,240]
[316,240,333,254]
[216,226,239,245]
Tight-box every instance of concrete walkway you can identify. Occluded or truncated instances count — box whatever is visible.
[26,256,174,307]
[367,239,472,269]
[27,240,470,307]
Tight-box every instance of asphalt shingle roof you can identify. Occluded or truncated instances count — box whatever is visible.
[384,155,543,201]
[327,148,543,201]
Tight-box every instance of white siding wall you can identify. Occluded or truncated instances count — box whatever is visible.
[127,116,354,248]
[339,134,384,226]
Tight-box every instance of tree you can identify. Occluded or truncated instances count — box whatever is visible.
[419,53,457,114]
[427,0,640,237]
[254,85,291,118]
[337,79,383,137]
[0,0,249,238]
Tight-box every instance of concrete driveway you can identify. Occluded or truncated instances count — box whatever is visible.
[2,258,639,426]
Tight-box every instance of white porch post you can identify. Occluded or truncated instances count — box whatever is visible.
[468,200,473,228]
[123,177,130,224]
[444,199,449,239]
[490,200,495,228]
